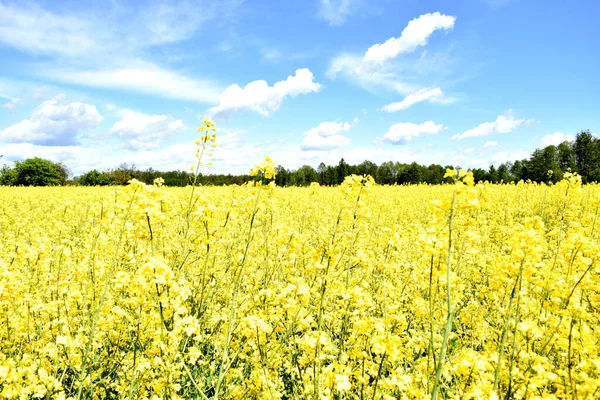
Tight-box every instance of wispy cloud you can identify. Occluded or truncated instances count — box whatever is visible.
[381,121,446,145]
[1,97,22,113]
[0,2,108,57]
[451,111,530,140]
[0,1,244,103]
[328,12,456,96]
[382,87,455,111]
[205,69,322,119]
[318,0,352,26]
[46,62,222,104]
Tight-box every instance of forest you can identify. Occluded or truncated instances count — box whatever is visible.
[0,130,597,186]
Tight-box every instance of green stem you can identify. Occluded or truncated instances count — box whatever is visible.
[432,191,456,400]
[214,184,262,399]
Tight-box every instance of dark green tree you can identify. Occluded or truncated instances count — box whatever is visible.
[557,141,576,171]
[488,165,499,183]
[574,130,600,182]
[497,163,511,183]
[0,164,17,186]
[13,157,65,186]
[79,170,115,186]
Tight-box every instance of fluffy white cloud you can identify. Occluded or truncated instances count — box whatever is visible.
[318,0,352,26]
[0,100,103,146]
[382,121,446,144]
[47,63,222,104]
[541,132,575,147]
[484,141,498,148]
[109,111,185,150]
[363,12,456,65]
[300,119,357,151]
[463,148,474,154]
[382,87,454,111]
[205,69,322,119]
[451,111,528,140]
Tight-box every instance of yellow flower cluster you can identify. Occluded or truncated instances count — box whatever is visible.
[1,131,600,399]
[249,156,277,180]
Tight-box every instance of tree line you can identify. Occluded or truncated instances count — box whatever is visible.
[0,130,597,187]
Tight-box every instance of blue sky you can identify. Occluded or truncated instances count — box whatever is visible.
[0,0,598,175]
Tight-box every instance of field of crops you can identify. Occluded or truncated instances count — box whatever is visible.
[1,163,600,399]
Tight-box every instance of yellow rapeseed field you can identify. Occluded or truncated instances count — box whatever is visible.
[1,122,599,399]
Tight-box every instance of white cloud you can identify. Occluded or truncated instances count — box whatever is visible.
[327,54,419,94]
[363,12,456,65]
[0,2,244,103]
[463,148,474,154]
[0,100,103,146]
[382,87,454,111]
[451,111,528,140]
[300,119,357,151]
[205,69,322,119]
[261,48,283,62]
[1,97,21,112]
[318,0,352,26]
[109,111,185,150]
[382,121,446,144]
[541,132,575,147]
[0,1,243,58]
[0,3,106,58]
[327,12,455,97]
[46,63,222,104]
[491,150,531,165]
[484,141,498,148]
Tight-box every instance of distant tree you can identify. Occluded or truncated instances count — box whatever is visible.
[497,163,511,183]
[79,169,115,186]
[275,166,289,186]
[574,130,600,182]
[109,163,138,185]
[356,160,378,178]
[297,165,318,185]
[557,141,576,172]
[376,161,396,184]
[336,159,349,183]
[13,157,64,186]
[471,168,487,183]
[0,164,17,186]
[488,165,499,183]
[53,161,71,184]
[510,160,526,181]
[403,162,422,184]
[425,164,445,184]
[162,170,191,186]
[528,146,562,182]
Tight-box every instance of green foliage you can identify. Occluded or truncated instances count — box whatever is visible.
[0,165,17,186]
[78,170,116,186]
[13,158,65,186]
